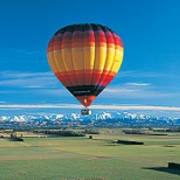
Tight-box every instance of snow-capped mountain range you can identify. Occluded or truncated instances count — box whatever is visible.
[0,111,180,128]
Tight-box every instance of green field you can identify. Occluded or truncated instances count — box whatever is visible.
[0,129,180,180]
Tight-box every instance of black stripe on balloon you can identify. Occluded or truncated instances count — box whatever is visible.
[66,85,105,96]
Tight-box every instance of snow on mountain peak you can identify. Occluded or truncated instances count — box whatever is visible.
[12,115,26,122]
[55,114,64,119]
[0,116,9,121]
[71,113,80,120]
[97,112,112,120]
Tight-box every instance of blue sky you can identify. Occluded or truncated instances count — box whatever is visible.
[1,0,180,107]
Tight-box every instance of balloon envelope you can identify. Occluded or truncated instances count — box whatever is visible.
[47,23,124,107]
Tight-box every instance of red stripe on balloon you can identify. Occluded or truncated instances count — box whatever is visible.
[55,70,116,87]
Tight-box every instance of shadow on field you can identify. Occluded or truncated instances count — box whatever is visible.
[143,167,180,176]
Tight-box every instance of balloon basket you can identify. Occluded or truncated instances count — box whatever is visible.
[81,108,92,115]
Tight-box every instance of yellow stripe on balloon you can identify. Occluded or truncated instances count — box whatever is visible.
[103,47,115,72]
[111,47,124,73]
[94,46,107,71]
[83,47,95,70]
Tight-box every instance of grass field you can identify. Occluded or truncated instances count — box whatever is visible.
[0,129,180,180]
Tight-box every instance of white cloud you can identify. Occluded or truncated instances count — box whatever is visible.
[0,104,82,109]
[92,104,180,111]
[105,81,151,93]
[104,87,136,93]
[118,70,169,78]
[103,87,178,99]
[125,82,151,86]
[0,71,52,79]
[0,71,59,89]
[102,81,178,99]
[1,103,180,112]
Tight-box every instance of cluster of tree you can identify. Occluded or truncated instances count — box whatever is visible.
[153,127,180,132]
[123,129,167,136]
[33,130,85,137]
[115,139,144,145]
[9,133,24,142]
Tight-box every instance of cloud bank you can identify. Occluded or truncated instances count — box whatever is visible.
[1,104,180,112]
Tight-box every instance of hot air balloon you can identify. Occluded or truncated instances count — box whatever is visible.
[47,23,124,115]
